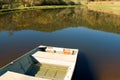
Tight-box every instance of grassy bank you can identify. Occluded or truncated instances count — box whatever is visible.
[86,3,120,15]
[88,4,120,12]
[0,5,78,14]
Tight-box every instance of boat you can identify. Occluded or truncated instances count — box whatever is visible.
[0,45,79,80]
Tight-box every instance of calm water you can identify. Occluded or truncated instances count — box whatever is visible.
[0,8,120,80]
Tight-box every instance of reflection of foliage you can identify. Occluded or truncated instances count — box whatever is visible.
[0,8,120,34]
[74,8,120,33]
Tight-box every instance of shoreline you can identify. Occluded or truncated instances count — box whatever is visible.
[0,5,78,14]
[0,2,120,16]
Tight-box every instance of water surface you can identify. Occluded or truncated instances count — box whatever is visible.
[0,8,120,80]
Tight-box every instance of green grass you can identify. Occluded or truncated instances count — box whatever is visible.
[87,4,120,12]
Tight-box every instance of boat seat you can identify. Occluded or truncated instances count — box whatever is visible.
[0,71,50,80]
[32,51,76,66]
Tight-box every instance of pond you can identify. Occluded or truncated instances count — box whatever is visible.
[0,8,120,80]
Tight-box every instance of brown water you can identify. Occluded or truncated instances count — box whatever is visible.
[0,8,120,80]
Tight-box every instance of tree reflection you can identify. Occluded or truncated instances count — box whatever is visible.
[0,7,120,34]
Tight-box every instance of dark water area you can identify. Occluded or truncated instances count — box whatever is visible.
[0,8,120,80]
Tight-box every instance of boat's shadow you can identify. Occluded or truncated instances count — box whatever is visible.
[72,52,96,80]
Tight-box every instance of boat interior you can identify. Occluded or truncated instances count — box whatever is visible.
[0,45,78,80]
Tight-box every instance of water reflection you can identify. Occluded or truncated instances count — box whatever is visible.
[0,8,120,34]
[0,8,120,80]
